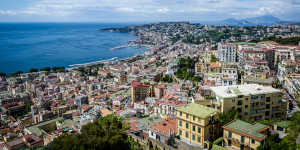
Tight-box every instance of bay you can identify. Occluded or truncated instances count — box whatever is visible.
[0,23,145,74]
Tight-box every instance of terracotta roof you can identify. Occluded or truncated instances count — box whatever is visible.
[210,62,221,68]
[149,118,177,137]
[100,108,112,116]
[131,81,149,88]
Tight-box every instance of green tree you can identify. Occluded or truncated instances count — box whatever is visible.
[46,115,135,150]
[210,55,218,62]
[40,67,51,72]
[0,72,6,77]
[217,108,239,126]
[11,71,23,76]
[29,68,39,72]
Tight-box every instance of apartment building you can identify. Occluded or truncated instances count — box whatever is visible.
[176,103,219,148]
[208,84,287,121]
[131,81,150,105]
[218,43,237,62]
[223,119,270,150]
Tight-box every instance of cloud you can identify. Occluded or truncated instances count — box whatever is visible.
[0,0,299,22]
[157,8,169,13]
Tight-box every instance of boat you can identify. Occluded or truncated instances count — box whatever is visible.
[110,45,127,51]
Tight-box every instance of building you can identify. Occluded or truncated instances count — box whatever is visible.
[131,81,150,105]
[154,83,167,99]
[218,43,237,62]
[176,103,219,148]
[223,119,270,150]
[209,84,287,121]
[119,71,128,84]
[148,118,177,143]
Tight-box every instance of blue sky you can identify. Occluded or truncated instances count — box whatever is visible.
[0,0,299,22]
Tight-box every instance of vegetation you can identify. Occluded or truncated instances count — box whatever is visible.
[251,36,300,45]
[52,66,66,73]
[128,55,144,63]
[258,112,300,150]
[29,68,39,72]
[175,57,202,82]
[0,72,6,77]
[210,55,218,62]
[11,71,24,77]
[12,103,32,118]
[217,108,239,126]
[46,115,141,150]
[40,67,51,72]
[160,74,173,83]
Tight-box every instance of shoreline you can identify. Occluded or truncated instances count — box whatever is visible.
[0,26,151,75]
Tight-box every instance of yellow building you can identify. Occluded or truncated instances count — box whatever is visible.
[223,119,270,150]
[176,103,219,148]
[208,84,287,121]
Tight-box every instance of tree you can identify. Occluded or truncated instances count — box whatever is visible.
[46,115,135,150]
[11,71,23,76]
[0,72,6,77]
[40,67,51,72]
[29,68,39,72]
[211,55,218,62]
[218,108,238,126]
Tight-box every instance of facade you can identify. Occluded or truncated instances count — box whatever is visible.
[218,43,237,62]
[119,71,128,84]
[176,103,219,147]
[131,81,150,105]
[223,119,270,150]
[209,84,287,121]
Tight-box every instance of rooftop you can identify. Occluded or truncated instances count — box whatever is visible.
[210,84,280,98]
[176,103,218,118]
[131,80,149,88]
[149,118,177,137]
[223,119,269,140]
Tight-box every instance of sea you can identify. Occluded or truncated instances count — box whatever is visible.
[0,23,146,74]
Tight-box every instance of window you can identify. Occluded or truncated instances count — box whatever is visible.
[229,81,233,85]
[228,131,232,138]
[245,105,248,109]
[198,137,201,143]
[238,100,243,105]
[179,130,182,135]
[198,117,201,122]
[193,125,196,131]
[151,131,154,136]
[185,132,189,138]
[198,127,201,133]
[192,134,195,140]
[244,112,248,116]
[266,97,271,102]
[186,114,189,119]
[241,136,245,143]
[193,116,195,121]
[251,139,255,144]
[266,104,270,109]
[179,121,182,126]
[186,123,189,129]
[232,99,236,103]
[180,112,182,116]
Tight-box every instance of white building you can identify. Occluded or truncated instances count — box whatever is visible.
[218,43,237,62]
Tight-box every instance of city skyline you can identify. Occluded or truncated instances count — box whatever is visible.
[1,0,300,23]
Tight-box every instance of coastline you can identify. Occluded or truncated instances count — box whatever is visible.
[0,24,150,75]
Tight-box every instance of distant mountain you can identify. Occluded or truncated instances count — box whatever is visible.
[213,15,293,26]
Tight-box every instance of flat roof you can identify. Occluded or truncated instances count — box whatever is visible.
[176,103,218,118]
[210,84,280,98]
[223,119,268,140]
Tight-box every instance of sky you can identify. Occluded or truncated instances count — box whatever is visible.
[0,0,300,23]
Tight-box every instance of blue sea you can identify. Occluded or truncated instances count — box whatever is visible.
[0,23,145,74]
